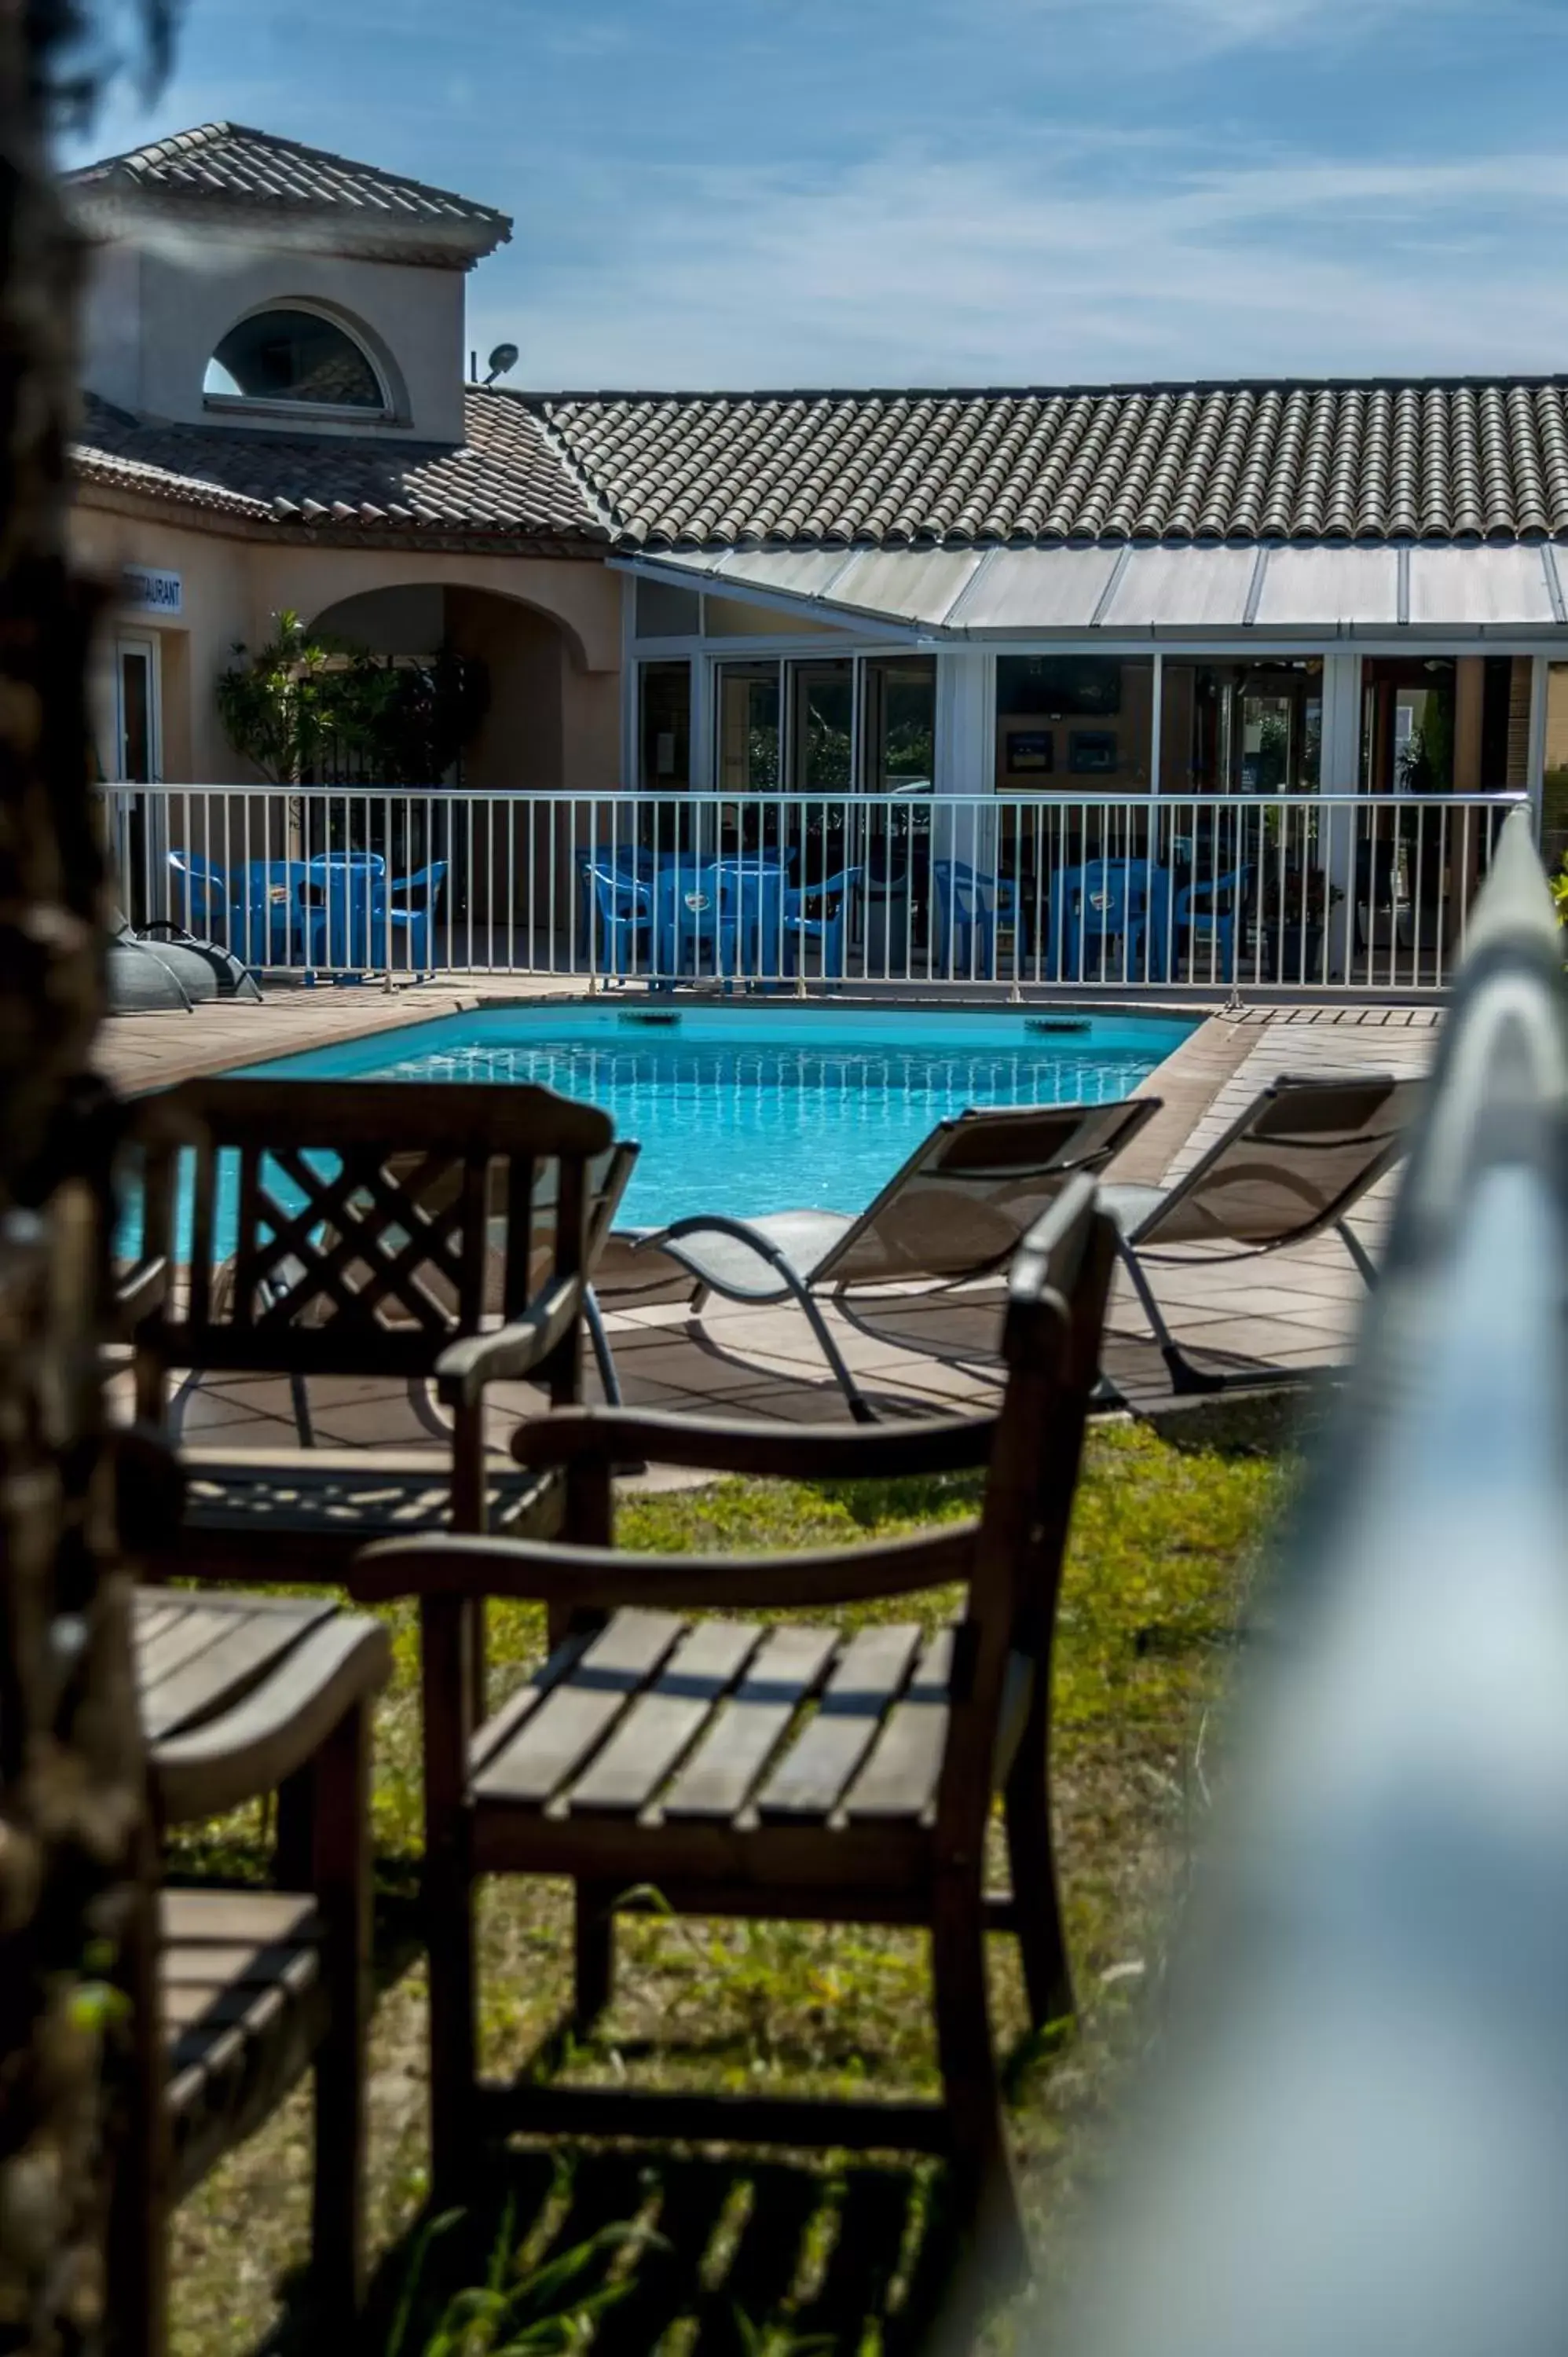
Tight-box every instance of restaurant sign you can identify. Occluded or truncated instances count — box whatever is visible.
[122,565,183,617]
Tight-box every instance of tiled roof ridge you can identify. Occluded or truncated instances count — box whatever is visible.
[498,390,625,535]
[71,387,605,540]
[529,369,1568,407]
[68,120,511,236]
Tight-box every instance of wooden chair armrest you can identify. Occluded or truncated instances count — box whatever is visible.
[115,1254,170,1330]
[435,1275,582,1408]
[350,1524,976,1613]
[511,1404,997,1480]
[152,1616,392,1825]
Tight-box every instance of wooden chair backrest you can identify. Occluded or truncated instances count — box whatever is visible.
[137,1078,614,1380]
[933,1174,1116,1867]
[375,1140,640,1321]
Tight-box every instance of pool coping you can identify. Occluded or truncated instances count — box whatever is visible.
[94,981,1441,1200]
[97,980,1226,1095]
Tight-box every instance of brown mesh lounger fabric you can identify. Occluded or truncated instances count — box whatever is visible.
[1099,1071,1422,1395]
[625,1094,1159,1420]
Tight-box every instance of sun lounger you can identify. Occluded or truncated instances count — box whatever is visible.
[626,1094,1159,1419]
[1099,1070,1421,1395]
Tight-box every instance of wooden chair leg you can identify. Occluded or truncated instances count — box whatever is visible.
[108,1813,170,2357]
[1003,1707,1074,2033]
[274,1760,314,1893]
[573,1880,616,2028]
[931,1882,1028,2286]
[426,1844,478,2204]
[421,1597,479,2204]
[467,1600,488,1734]
[310,1693,372,2327]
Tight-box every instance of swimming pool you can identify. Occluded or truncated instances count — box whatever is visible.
[232,1003,1194,1228]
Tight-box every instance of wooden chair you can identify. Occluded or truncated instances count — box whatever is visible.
[113,1571,391,2353]
[348,1175,1116,2271]
[128,1077,616,1583]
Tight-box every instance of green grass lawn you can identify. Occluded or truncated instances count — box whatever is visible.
[166,1423,1286,2357]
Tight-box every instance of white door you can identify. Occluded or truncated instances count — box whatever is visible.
[113,637,162,924]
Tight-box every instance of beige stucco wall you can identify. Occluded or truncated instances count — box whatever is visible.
[71,497,623,790]
[82,232,468,442]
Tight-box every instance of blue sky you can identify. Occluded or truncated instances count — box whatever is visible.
[62,0,1568,391]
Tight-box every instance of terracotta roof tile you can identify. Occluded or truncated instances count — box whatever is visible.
[72,390,606,541]
[71,371,1568,552]
[530,374,1568,549]
[68,123,511,257]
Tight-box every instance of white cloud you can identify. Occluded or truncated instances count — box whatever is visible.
[486,139,1568,389]
[980,0,1518,45]
[959,0,1493,52]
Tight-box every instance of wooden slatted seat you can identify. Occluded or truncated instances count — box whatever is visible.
[177,1446,560,1545]
[128,1080,618,1583]
[121,1593,392,2354]
[350,1175,1116,2279]
[162,1890,328,2201]
[465,1608,965,1891]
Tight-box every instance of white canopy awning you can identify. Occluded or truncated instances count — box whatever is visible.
[619,540,1568,641]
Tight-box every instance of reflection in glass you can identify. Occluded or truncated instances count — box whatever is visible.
[639,662,691,792]
[1360,659,1455,796]
[996,656,1154,791]
[1162,661,1322,796]
[862,656,936,793]
[119,649,153,783]
[790,661,855,792]
[205,309,385,409]
[717,662,781,793]
[1541,665,1568,870]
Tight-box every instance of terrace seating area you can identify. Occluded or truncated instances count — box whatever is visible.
[167,848,449,976]
[100,779,1519,999]
[578,842,1269,988]
[95,975,1442,2351]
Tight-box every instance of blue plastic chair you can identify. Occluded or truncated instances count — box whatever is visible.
[373,860,449,973]
[783,865,863,982]
[587,864,654,982]
[1159,863,1254,981]
[655,863,726,981]
[713,859,788,982]
[308,852,386,970]
[167,851,235,943]
[1048,860,1161,980]
[932,860,996,978]
[237,860,320,966]
[577,842,655,944]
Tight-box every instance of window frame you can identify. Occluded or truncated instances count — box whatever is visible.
[202,300,394,422]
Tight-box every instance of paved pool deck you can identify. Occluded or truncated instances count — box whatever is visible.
[101,981,1443,1438]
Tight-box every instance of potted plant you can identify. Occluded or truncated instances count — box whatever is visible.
[1255,863,1342,982]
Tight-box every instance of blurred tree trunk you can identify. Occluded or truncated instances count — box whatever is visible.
[0,5,170,2351]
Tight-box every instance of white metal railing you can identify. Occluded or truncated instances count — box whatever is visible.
[98,785,1530,996]
[1048,821,1568,2357]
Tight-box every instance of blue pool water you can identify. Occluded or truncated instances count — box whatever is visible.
[228,1004,1193,1230]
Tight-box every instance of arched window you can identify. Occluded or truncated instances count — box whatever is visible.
[203,307,387,412]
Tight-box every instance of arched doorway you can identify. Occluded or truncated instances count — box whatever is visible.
[305,582,581,963]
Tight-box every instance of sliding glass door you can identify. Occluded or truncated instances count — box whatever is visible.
[1160,660,1322,797]
[716,662,781,794]
[712,652,936,798]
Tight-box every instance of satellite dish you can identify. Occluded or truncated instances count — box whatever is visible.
[484,342,520,385]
